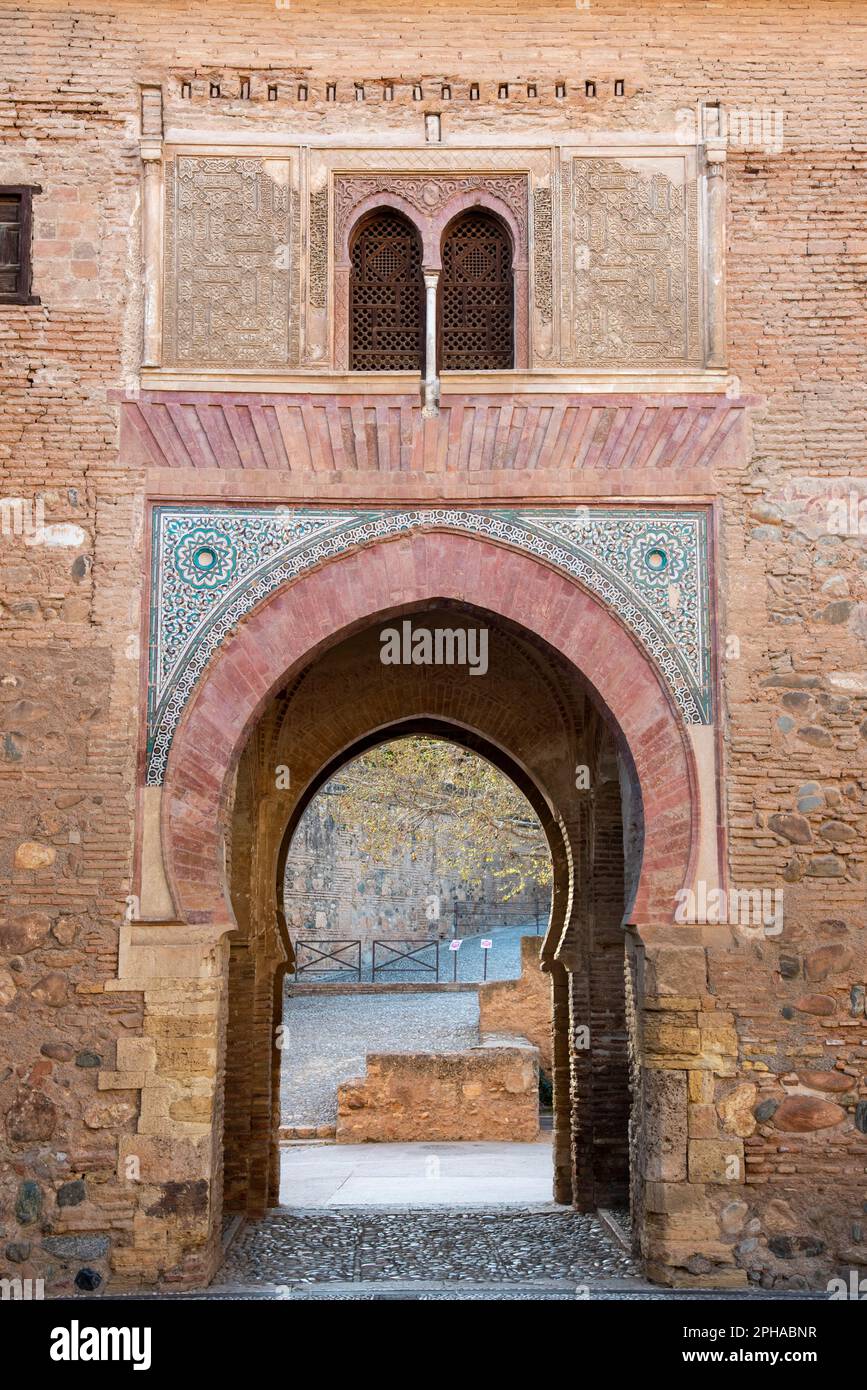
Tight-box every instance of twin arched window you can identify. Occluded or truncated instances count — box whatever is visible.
[349,208,514,372]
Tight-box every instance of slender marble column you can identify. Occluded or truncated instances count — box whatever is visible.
[422,269,440,417]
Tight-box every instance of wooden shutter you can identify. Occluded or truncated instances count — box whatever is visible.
[0,186,39,304]
[0,195,22,297]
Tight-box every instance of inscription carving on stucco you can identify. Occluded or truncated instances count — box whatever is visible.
[163,155,293,366]
[569,158,700,365]
[333,173,529,253]
[308,187,329,309]
[532,187,553,324]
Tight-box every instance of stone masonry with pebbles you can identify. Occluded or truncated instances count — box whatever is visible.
[0,0,865,1297]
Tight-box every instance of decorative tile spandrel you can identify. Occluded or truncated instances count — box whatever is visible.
[146,505,712,785]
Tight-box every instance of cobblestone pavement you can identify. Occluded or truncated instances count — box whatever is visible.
[214,1207,642,1287]
[280,988,481,1126]
[93,1207,822,1301]
[607,1206,632,1240]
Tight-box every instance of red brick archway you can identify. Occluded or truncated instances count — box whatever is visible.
[161,529,700,931]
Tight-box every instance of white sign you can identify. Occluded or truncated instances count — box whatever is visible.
[449,939,462,951]
[480,939,493,950]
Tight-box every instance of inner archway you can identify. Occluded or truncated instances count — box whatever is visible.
[277,731,556,1204]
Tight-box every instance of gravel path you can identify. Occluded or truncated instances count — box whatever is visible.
[280,924,544,1126]
[280,988,481,1127]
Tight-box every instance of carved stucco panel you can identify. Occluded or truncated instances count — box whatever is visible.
[568,157,701,367]
[163,155,296,367]
[308,186,329,310]
[532,184,555,363]
[533,186,553,326]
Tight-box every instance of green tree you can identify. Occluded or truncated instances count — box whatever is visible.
[324,736,550,898]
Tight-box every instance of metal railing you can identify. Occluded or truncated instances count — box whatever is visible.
[293,939,362,982]
[372,938,439,981]
[450,899,548,937]
[290,906,550,985]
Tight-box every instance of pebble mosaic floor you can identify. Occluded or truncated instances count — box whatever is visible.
[214,1207,641,1287]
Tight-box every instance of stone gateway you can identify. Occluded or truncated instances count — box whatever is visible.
[0,0,865,1301]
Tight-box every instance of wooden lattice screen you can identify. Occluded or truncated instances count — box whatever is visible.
[439,211,514,370]
[349,210,425,371]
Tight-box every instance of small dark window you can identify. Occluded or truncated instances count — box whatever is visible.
[0,186,40,305]
[439,210,514,370]
[349,209,424,372]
